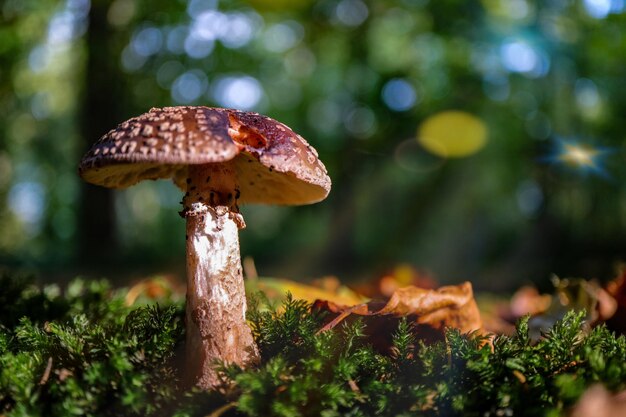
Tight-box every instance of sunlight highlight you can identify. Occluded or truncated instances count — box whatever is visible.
[544,138,613,179]
[560,143,596,167]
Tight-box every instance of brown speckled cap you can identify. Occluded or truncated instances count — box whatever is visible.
[79,106,331,205]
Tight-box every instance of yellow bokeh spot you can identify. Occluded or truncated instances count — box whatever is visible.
[417,111,488,158]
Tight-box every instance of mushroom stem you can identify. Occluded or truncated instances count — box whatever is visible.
[183,162,259,389]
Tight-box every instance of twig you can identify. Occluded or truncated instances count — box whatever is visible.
[348,379,361,393]
[205,402,237,417]
[39,357,53,385]
[316,303,370,334]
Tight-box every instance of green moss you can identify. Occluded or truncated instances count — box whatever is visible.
[1,272,625,416]
[0,272,186,416]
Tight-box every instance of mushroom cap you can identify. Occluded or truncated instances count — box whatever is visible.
[79,106,331,205]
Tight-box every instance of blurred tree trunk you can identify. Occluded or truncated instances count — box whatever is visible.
[78,0,126,265]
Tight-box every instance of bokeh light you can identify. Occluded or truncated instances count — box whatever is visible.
[183,32,215,59]
[189,11,227,42]
[171,70,208,103]
[344,106,377,139]
[4,0,626,289]
[583,0,625,18]
[107,0,136,27]
[516,180,543,217]
[334,0,369,27]
[246,0,314,12]
[156,60,185,89]
[28,45,53,73]
[499,39,550,78]
[381,78,418,112]
[307,99,342,138]
[165,26,188,54]
[485,0,533,20]
[187,10,259,52]
[584,0,611,18]
[187,0,218,17]
[393,139,445,173]
[47,9,87,46]
[262,21,304,53]
[542,138,614,179]
[211,75,264,110]
[417,111,488,158]
[220,12,259,49]
[186,11,223,59]
[8,181,46,236]
[575,78,604,120]
[121,44,147,72]
[131,26,163,57]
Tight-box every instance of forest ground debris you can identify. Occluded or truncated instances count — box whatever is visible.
[1,271,625,416]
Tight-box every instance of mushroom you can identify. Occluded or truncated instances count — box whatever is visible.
[78,106,331,389]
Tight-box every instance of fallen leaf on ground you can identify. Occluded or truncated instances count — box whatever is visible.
[495,277,619,338]
[352,264,437,298]
[475,293,516,335]
[246,276,367,307]
[552,277,617,324]
[124,275,184,306]
[570,385,626,417]
[606,267,626,334]
[509,286,552,318]
[313,282,484,352]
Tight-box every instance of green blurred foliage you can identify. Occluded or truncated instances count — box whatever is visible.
[1,0,626,288]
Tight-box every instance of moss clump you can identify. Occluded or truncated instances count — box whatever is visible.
[1,272,625,416]
[0,272,193,416]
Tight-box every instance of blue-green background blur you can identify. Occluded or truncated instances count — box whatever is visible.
[1,0,625,291]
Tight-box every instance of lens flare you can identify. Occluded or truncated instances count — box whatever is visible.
[542,137,613,179]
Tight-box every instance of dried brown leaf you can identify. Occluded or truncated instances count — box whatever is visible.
[606,268,626,334]
[570,385,626,417]
[510,286,552,318]
[313,282,484,352]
